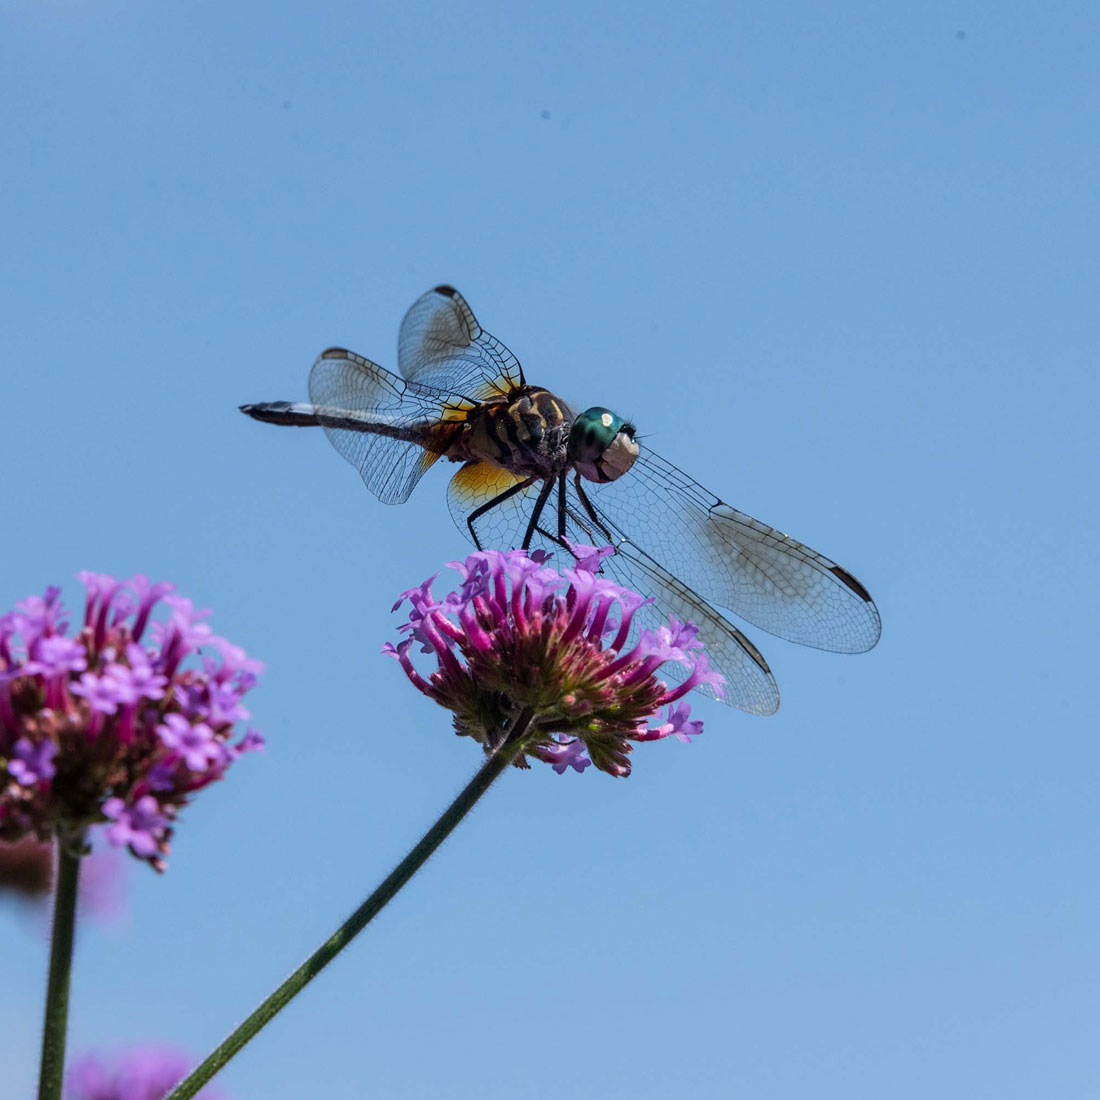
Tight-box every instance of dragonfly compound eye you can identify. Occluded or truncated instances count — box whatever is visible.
[569,407,640,483]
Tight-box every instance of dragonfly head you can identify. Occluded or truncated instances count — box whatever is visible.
[568,407,639,483]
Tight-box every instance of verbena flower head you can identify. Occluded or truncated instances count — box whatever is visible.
[385,545,724,777]
[0,573,263,870]
[65,1044,226,1100]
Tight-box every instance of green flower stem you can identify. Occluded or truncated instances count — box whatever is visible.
[37,831,83,1100]
[164,711,535,1100]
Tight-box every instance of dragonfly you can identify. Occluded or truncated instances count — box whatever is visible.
[241,285,880,714]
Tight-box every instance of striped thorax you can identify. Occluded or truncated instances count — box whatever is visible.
[449,387,573,478]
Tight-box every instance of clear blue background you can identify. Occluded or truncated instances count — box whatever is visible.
[2,2,1097,1097]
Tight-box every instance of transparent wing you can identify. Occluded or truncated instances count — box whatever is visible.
[308,348,468,505]
[397,285,525,400]
[447,466,780,715]
[597,540,779,715]
[447,461,536,545]
[583,449,882,653]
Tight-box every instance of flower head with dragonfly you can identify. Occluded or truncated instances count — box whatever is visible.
[243,285,880,714]
[386,543,724,777]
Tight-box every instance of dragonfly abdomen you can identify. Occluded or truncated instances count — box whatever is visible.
[239,401,319,427]
[240,400,457,451]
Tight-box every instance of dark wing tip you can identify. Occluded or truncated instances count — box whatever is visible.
[739,632,772,677]
[829,564,873,603]
[433,284,458,298]
[320,347,350,360]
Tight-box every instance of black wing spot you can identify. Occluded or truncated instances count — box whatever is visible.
[434,285,458,298]
[830,564,872,602]
[321,347,350,359]
[735,630,772,675]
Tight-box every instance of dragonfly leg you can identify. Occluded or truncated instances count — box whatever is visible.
[572,475,618,545]
[466,476,537,550]
[563,503,595,543]
[521,478,556,550]
[534,523,574,554]
[556,472,568,540]
[534,519,613,567]
[535,505,598,560]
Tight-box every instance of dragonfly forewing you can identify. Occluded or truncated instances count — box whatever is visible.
[584,449,882,653]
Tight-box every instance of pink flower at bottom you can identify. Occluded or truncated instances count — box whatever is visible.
[65,1045,226,1100]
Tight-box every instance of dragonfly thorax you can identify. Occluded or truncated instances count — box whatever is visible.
[449,386,573,478]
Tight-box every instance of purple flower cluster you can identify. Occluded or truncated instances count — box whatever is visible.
[0,573,263,870]
[385,545,724,777]
[65,1045,225,1100]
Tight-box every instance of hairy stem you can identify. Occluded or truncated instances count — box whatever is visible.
[164,712,533,1100]
[37,831,83,1100]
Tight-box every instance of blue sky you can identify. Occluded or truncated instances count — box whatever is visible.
[2,2,1098,1097]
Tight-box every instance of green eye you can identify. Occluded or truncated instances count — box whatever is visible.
[569,407,625,461]
[569,407,639,484]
